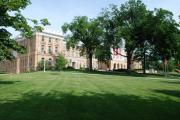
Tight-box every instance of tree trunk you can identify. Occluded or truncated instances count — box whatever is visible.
[163,57,168,78]
[127,52,132,70]
[88,53,93,70]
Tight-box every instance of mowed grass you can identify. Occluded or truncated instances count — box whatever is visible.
[0,71,180,120]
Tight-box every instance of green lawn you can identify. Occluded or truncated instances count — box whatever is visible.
[0,71,180,120]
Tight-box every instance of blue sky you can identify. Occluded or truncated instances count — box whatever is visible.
[14,0,180,36]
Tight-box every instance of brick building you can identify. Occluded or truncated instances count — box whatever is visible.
[0,31,132,73]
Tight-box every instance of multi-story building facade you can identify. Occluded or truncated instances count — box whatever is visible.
[0,31,128,73]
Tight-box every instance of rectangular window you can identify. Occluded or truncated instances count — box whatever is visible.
[41,45,45,52]
[30,58,33,66]
[55,38,58,43]
[42,36,44,41]
[48,58,52,65]
[55,47,58,53]
[49,37,51,43]
[48,46,52,54]
[41,58,45,62]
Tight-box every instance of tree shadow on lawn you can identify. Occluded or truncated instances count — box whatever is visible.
[59,69,146,78]
[168,73,180,78]
[161,81,180,84]
[0,77,20,85]
[153,90,180,98]
[0,91,180,120]
[0,81,20,84]
[56,69,179,79]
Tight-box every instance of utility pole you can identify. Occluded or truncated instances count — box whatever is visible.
[43,51,46,72]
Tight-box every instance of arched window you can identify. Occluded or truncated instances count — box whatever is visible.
[117,63,120,69]
[114,63,116,69]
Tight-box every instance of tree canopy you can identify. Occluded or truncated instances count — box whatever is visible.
[97,0,180,71]
[98,0,149,70]
[62,16,103,70]
[0,0,50,61]
[151,8,179,61]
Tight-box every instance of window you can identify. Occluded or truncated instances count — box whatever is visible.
[42,36,44,41]
[23,59,25,67]
[48,58,52,65]
[117,64,120,69]
[48,46,52,54]
[30,57,33,66]
[114,63,116,69]
[55,38,58,43]
[49,37,52,43]
[72,62,76,68]
[55,47,58,53]
[41,45,45,52]
[41,58,45,62]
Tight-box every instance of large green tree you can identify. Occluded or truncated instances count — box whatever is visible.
[150,9,179,64]
[98,0,149,70]
[126,8,179,73]
[0,0,50,62]
[0,0,31,61]
[98,0,179,73]
[176,16,180,64]
[175,31,180,64]
[96,5,122,69]
[62,16,103,70]
[117,0,149,70]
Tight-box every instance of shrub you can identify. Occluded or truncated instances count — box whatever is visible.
[55,54,68,70]
[37,60,54,71]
